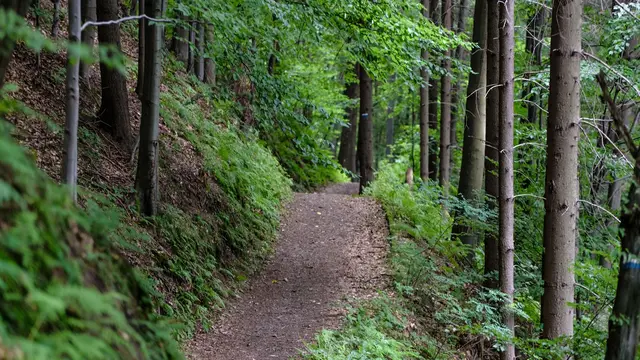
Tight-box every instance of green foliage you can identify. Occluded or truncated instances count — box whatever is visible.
[0,125,182,360]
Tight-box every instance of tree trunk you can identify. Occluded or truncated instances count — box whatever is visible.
[187,20,195,73]
[135,0,146,98]
[456,0,487,261]
[358,65,374,194]
[524,7,545,124]
[0,0,31,89]
[439,0,452,195]
[498,0,516,358]
[385,102,395,157]
[484,0,500,289]
[204,24,216,85]
[449,0,469,173]
[136,0,164,217]
[129,0,138,16]
[338,64,360,177]
[428,0,439,181]
[79,0,96,83]
[419,0,430,181]
[195,21,205,81]
[96,0,133,150]
[171,14,189,64]
[541,0,581,340]
[51,0,61,38]
[62,0,81,203]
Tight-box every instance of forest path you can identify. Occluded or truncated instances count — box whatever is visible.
[187,183,389,359]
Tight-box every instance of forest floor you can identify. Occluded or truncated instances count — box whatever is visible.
[186,183,390,359]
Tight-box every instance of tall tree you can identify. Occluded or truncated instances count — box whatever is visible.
[195,21,205,81]
[419,0,430,181]
[498,0,515,358]
[456,0,487,259]
[136,0,146,97]
[358,64,374,194]
[79,0,97,83]
[541,0,581,340]
[136,0,165,216]
[62,0,81,202]
[428,0,440,181]
[338,64,360,177]
[204,24,216,85]
[96,0,133,149]
[51,0,61,38]
[484,0,500,288]
[0,0,31,89]
[524,5,546,125]
[449,0,469,171]
[171,14,190,64]
[439,0,452,194]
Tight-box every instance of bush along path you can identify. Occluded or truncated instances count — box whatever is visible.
[186,183,389,359]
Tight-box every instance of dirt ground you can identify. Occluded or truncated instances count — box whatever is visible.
[186,182,389,359]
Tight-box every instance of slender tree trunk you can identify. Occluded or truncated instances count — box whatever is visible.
[385,101,395,157]
[524,7,545,124]
[195,21,205,81]
[358,65,374,194]
[135,0,146,98]
[439,0,452,194]
[449,0,469,173]
[419,0,430,181]
[0,0,31,89]
[129,0,138,16]
[51,0,61,38]
[338,64,360,177]
[96,0,133,150]
[136,0,165,217]
[428,0,440,181]
[498,0,515,358]
[171,14,189,64]
[62,0,81,203]
[80,0,96,83]
[187,20,196,73]
[204,24,216,85]
[541,0,581,341]
[456,0,487,261]
[484,0,500,289]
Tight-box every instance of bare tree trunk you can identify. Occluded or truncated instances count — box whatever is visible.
[338,64,360,178]
[187,20,196,73]
[195,21,205,81]
[204,24,216,85]
[449,0,469,173]
[484,0,500,289]
[419,0,430,181]
[541,0,581,341]
[0,0,31,88]
[498,0,515,358]
[136,0,165,217]
[171,14,189,64]
[427,0,439,181]
[62,0,81,202]
[456,0,487,262]
[439,0,452,195]
[358,65,374,194]
[51,0,61,38]
[96,0,133,150]
[79,0,96,83]
[135,0,146,98]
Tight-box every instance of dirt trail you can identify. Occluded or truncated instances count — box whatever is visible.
[187,183,389,359]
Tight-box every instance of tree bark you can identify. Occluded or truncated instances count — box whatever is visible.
[187,20,196,73]
[204,24,216,85]
[96,0,133,150]
[498,0,515,358]
[79,0,96,83]
[136,0,165,217]
[51,0,61,38]
[338,64,360,177]
[449,0,469,172]
[195,21,205,81]
[171,14,189,64]
[358,65,374,194]
[419,0,430,181]
[135,0,146,98]
[484,0,500,289]
[439,0,452,195]
[541,0,581,341]
[428,0,440,181]
[0,0,31,89]
[456,0,487,261]
[62,0,81,203]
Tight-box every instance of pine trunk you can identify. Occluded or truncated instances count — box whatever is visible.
[0,0,31,88]
[136,0,164,217]
[484,0,500,288]
[439,0,452,194]
[338,64,360,177]
[96,0,132,150]
[498,0,515,358]
[79,0,96,83]
[62,0,81,203]
[542,0,581,340]
[456,0,487,261]
[358,65,374,194]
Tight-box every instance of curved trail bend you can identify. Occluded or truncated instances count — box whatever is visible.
[187,183,389,359]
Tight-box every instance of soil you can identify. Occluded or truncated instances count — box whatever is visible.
[186,182,390,359]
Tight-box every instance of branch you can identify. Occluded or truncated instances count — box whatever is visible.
[81,14,177,32]
[577,199,621,223]
[585,52,640,98]
[595,70,639,155]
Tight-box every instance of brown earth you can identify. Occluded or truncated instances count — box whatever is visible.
[186,182,390,360]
